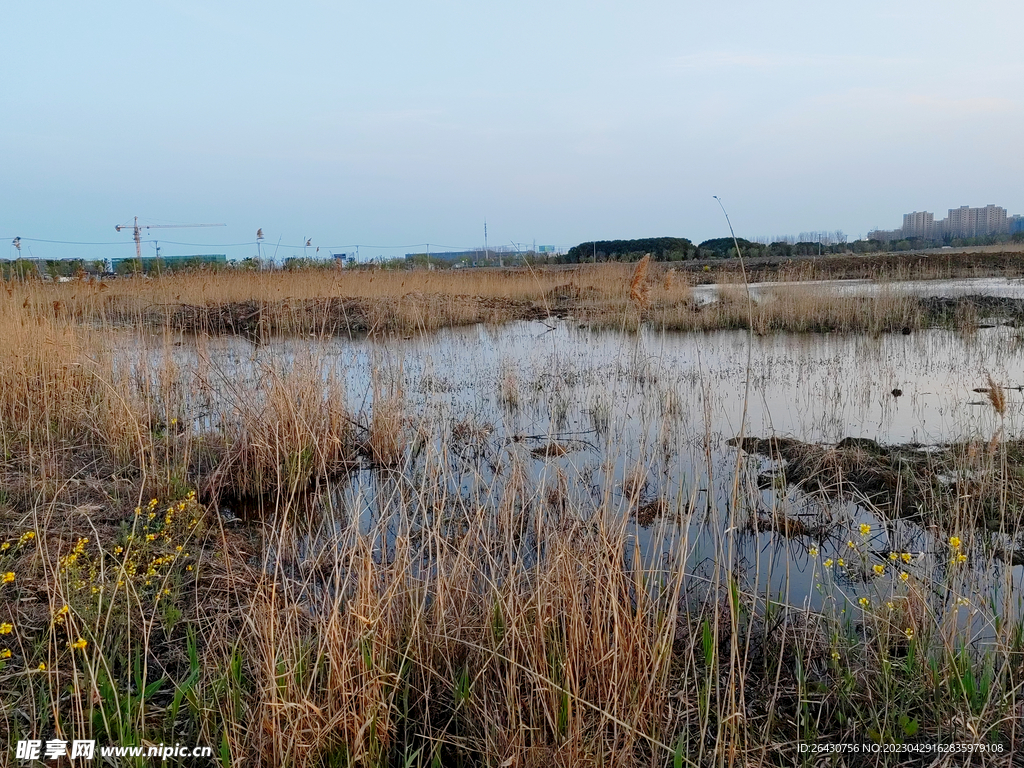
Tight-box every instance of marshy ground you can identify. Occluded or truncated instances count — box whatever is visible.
[3,261,1024,766]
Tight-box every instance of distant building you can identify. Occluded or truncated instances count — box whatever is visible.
[902,211,934,238]
[941,204,1008,238]
[1011,215,1024,234]
[875,204,1016,241]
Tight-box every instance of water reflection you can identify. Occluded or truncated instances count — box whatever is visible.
[129,318,1024,634]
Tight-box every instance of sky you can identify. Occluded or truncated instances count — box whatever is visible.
[2,0,1023,262]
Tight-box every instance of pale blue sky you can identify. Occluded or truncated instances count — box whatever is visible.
[2,1,1022,261]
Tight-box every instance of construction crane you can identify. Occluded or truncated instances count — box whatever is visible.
[115,217,226,259]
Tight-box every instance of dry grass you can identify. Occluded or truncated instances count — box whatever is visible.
[5,263,1018,338]
[1,271,1023,766]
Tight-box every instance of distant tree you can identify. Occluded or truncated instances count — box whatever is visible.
[566,237,695,263]
[697,237,769,259]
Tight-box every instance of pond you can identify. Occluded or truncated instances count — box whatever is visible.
[141,316,1024,635]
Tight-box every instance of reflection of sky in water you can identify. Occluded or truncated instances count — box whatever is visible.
[690,276,1024,305]
[137,318,1024,636]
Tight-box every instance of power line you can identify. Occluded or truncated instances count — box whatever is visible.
[1,236,508,251]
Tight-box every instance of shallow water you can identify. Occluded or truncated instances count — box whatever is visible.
[690,275,1024,305]
[136,312,1024,636]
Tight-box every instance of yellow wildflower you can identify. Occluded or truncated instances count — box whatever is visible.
[847,540,855,548]
[901,552,912,564]
[0,648,10,659]
[905,628,914,639]
[859,523,871,536]
[858,597,870,607]
[0,622,12,634]
[114,546,123,555]
[886,601,895,610]
[1,572,14,584]
[955,553,968,564]
[823,558,834,567]
[889,552,898,561]
[831,650,840,660]
[0,542,9,551]
[70,638,87,650]
[19,531,35,544]
[873,564,885,576]
[808,547,819,557]
[957,597,970,607]
[837,558,846,567]
[949,536,961,549]
[900,571,910,582]
[37,662,45,670]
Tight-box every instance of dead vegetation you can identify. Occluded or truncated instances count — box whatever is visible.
[733,432,1024,536]
[11,263,1024,338]
[3,267,1024,765]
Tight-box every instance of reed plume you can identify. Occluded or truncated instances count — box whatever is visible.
[629,255,651,311]
[987,373,1006,416]
[662,268,675,292]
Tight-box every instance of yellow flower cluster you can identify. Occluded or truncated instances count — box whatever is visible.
[59,537,90,570]
[117,493,201,593]
[0,495,203,674]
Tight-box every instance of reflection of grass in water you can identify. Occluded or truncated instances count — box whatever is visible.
[1,294,1024,762]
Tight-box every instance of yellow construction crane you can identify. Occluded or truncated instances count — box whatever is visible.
[115,217,226,259]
